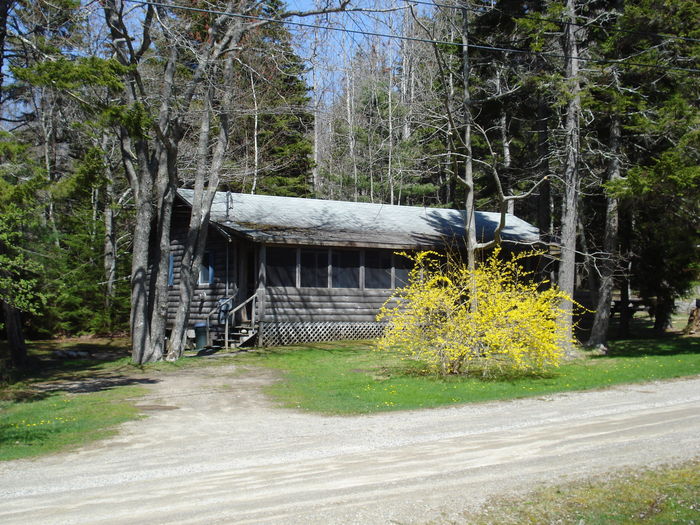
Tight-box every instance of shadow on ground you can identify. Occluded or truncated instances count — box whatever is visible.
[605,335,700,358]
[2,338,160,402]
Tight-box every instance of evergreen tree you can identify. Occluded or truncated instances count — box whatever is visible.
[0,133,47,370]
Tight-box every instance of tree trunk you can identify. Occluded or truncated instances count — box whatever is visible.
[312,60,320,195]
[103,0,159,364]
[388,65,395,205]
[39,88,61,248]
[250,70,260,195]
[617,205,633,338]
[500,106,513,214]
[536,94,552,238]
[129,154,156,363]
[2,300,27,369]
[653,295,674,333]
[167,55,237,359]
[167,93,214,360]
[102,134,117,325]
[345,60,359,202]
[147,147,177,362]
[588,115,621,347]
[461,2,477,274]
[401,8,413,142]
[557,0,581,346]
[0,0,11,99]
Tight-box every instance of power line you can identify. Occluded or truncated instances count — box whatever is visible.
[399,0,700,44]
[125,0,700,74]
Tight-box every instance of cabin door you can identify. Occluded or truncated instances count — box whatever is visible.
[233,242,257,324]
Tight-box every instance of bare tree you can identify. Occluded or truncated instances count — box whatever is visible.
[101,0,366,363]
[410,3,540,269]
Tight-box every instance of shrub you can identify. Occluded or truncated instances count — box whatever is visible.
[376,249,573,378]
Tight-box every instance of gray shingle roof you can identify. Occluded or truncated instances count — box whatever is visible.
[178,190,540,249]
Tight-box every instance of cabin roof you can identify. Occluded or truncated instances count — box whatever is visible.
[178,190,540,249]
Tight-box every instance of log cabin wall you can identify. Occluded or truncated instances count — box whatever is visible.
[259,287,393,346]
[167,205,239,330]
[264,287,391,323]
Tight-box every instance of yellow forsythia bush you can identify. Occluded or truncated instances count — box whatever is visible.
[376,249,573,377]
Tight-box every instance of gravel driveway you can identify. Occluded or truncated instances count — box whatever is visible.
[1,363,699,524]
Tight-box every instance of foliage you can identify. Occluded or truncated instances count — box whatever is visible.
[0,129,131,338]
[41,207,127,336]
[0,205,45,317]
[12,56,128,92]
[605,50,700,329]
[2,2,133,340]
[376,250,573,378]
[0,133,48,328]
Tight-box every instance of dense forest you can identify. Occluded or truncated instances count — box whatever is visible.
[0,0,698,367]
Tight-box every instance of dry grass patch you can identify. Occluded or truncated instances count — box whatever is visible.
[452,460,700,524]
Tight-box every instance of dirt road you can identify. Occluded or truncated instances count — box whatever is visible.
[1,364,699,524]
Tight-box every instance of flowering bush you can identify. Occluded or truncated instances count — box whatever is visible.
[377,249,573,378]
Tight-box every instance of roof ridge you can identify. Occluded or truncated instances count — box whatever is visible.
[180,188,464,215]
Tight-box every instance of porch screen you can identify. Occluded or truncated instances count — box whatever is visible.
[267,247,296,287]
[332,250,360,288]
[300,249,328,287]
[394,253,413,287]
[365,250,392,289]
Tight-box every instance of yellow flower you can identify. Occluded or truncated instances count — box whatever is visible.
[376,249,573,378]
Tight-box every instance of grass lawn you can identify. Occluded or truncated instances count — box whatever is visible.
[0,386,146,461]
[238,334,700,415]
[455,460,700,524]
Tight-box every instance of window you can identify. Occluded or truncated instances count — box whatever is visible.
[198,252,214,285]
[365,250,392,289]
[263,246,413,290]
[332,250,360,288]
[267,247,297,287]
[394,253,413,288]
[301,249,328,287]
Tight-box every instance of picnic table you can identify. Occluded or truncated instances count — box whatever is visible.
[611,299,648,316]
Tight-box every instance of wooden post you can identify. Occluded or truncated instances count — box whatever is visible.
[225,239,230,349]
[257,243,267,345]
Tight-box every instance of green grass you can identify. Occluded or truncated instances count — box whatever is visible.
[454,460,700,524]
[0,386,146,461]
[238,335,700,414]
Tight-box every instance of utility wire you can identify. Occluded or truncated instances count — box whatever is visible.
[399,0,700,44]
[126,0,700,74]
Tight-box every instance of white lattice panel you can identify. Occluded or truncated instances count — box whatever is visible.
[261,322,386,346]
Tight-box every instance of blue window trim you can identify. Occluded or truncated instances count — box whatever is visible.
[168,253,174,286]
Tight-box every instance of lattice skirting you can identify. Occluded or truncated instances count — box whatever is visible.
[260,322,387,347]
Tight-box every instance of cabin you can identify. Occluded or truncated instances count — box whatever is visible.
[167,190,541,348]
